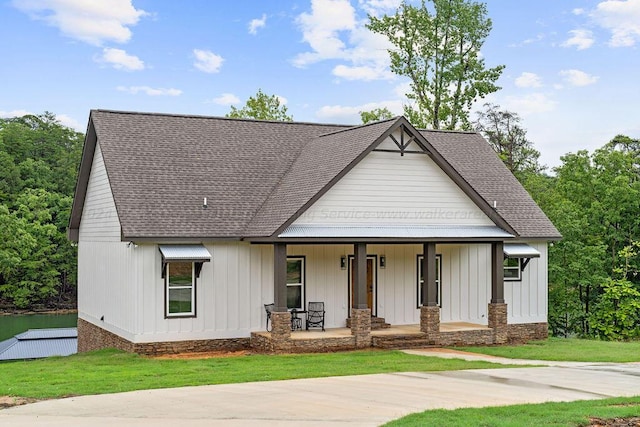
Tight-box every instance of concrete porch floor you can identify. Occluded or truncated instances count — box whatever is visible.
[253,322,489,340]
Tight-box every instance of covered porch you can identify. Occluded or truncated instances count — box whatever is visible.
[251,322,495,353]
[250,238,513,353]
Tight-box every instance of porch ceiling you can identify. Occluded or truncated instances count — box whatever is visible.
[278,225,514,240]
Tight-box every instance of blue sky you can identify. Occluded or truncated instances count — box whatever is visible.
[1,0,639,168]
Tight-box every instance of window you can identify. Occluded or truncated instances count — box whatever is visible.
[417,255,442,308]
[166,262,196,317]
[504,257,521,281]
[286,257,305,310]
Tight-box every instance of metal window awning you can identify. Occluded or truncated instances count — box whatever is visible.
[504,243,540,271]
[503,244,540,258]
[159,244,211,278]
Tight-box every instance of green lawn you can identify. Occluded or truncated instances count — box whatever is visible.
[384,396,640,427]
[456,337,640,363]
[0,349,506,399]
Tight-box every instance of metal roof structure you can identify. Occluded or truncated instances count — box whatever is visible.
[0,328,77,361]
[504,243,541,258]
[159,244,211,261]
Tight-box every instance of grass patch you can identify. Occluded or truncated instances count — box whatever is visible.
[384,396,640,426]
[0,349,508,399]
[456,337,640,363]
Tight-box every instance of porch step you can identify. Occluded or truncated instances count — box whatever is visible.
[346,316,391,330]
[372,334,435,349]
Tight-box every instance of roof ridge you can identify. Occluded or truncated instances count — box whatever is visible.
[316,116,400,138]
[418,127,477,135]
[91,109,353,129]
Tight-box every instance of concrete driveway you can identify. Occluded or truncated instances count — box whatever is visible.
[2,352,640,426]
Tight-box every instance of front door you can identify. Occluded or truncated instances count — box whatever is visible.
[349,256,376,315]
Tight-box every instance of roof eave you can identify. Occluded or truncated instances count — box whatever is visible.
[67,113,98,243]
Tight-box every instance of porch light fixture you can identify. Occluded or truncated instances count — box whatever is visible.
[340,256,347,270]
[380,256,386,269]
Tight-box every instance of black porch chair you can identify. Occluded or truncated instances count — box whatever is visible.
[264,303,275,331]
[306,301,325,331]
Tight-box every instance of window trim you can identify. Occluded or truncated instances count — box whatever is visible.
[164,261,197,318]
[504,257,522,282]
[417,254,442,308]
[286,256,306,310]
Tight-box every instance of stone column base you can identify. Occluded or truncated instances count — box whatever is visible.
[270,311,292,352]
[488,303,508,344]
[420,306,440,344]
[350,308,372,349]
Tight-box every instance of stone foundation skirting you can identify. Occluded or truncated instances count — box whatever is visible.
[77,318,250,356]
[79,318,549,355]
[251,332,356,353]
[507,322,548,344]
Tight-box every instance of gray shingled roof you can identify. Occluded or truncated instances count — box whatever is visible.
[423,130,561,239]
[69,110,560,241]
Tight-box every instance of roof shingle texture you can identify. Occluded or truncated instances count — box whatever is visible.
[91,110,347,238]
[422,130,560,239]
[85,110,559,240]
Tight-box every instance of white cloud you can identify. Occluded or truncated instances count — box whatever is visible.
[56,114,84,130]
[276,95,288,105]
[0,109,33,118]
[515,72,543,88]
[210,93,240,105]
[293,0,357,67]
[561,29,595,50]
[0,110,83,130]
[293,0,394,81]
[95,48,144,71]
[248,14,267,35]
[503,93,557,116]
[12,0,146,46]
[559,69,599,86]
[357,0,402,17]
[592,0,640,47]
[332,64,393,81]
[393,81,412,99]
[117,86,182,96]
[316,100,403,122]
[573,8,586,15]
[193,49,224,73]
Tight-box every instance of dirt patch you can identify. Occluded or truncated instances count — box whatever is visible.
[151,350,250,360]
[0,396,39,409]
[589,417,640,426]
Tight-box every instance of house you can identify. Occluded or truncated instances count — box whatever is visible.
[68,110,560,355]
[0,328,77,361]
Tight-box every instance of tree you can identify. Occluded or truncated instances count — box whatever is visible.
[474,103,542,178]
[360,107,395,124]
[0,112,81,310]
[226,89,292,121]
[367,0,504,130]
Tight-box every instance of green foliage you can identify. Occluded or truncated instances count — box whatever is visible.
[226,89,292,121]
[367,0,504,130]
[525,136,640,339]
[458,337,640,363]
[0,350,503,399]
[590,278,640,340]
[474,103,542,178]
[385,397,640,427]
[0,112,81,309]
[360,107,395,124]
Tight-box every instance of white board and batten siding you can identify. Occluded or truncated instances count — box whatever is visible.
[78,141,138,340]
[132,243,274,342]
[293,147,494,227]
[504,241,548,324]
